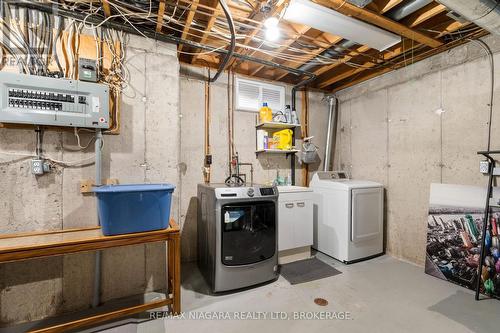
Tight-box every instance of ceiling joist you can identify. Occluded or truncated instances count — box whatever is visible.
[156,0,166,32]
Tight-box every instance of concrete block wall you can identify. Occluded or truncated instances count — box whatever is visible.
[0,35,332,325]
[334,35,500,266]
[0,35,180,325]
[179,65,329,262]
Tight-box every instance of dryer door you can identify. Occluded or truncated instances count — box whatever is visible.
[221,201,276,266]
[351,187,383,243]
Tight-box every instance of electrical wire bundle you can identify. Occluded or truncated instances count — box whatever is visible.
[0,2,126,86]
[0,2,126,166]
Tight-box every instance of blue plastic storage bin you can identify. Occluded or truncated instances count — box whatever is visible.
[93,183,175,236]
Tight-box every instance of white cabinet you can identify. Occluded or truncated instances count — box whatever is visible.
[277,187,313,252]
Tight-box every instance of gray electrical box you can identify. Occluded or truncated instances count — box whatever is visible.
[78,58,98,82]
[0,71,109,129]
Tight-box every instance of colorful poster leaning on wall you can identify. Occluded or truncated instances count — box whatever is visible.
[426,183,500,300]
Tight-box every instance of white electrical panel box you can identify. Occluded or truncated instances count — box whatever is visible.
[0,72,109,128]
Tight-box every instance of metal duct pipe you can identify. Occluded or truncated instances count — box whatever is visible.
[296,0,431,74]
[93,129,103,308]
[437,0,500,35]
[298,40,357,73]
[324,96,337,172]
[346,0,373,8]
[386,0,433,21]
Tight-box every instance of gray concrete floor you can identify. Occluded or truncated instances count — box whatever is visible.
[99,254,500,333]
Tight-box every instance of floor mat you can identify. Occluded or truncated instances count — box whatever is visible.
[279,257,342,285]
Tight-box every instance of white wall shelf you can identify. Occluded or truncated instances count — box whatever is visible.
[256,122,301,130]
[255,149,299,155]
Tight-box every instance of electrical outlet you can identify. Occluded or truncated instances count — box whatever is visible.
[480,160,490,174]
[31,159,44,175]
[31,159,50,175]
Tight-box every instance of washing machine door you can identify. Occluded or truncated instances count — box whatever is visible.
[221,201,276,266]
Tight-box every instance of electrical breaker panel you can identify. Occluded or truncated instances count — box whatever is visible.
[0,71,109,129]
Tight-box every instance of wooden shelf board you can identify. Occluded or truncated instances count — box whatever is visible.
[30,297,171,333]
[0,219,179,263]
[256,122,301,130]
[255,149,299,154]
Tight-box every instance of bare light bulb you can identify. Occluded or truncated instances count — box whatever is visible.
[264,17,279,28]
[264,17,280,41]
[265,26,281,41]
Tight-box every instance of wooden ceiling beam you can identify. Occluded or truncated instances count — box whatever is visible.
[321,22,479,91]
[227,0,288,69]
[274,42,374,81]
[311,0,443,48]
[316,39,416,88]
[403,3,447,28]
[272,34,343,81]
[313,45,372,77]
[156,0,166,32]
[247,25,312,76]
[102,0,111,17]
[178,0,199,52]
[190,0,220,63]
[377,0,404,14]
[331,29,489,92]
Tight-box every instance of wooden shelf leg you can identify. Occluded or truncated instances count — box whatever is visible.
[167,233,181,314]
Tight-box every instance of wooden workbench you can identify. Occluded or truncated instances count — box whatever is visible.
[0,219,181,332]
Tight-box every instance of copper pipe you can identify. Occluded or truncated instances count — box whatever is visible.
[204,71,211,184]
[301,90,309,187]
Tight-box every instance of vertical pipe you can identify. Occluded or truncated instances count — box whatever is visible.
[291,75,316,185]
[227,70,232,168]
[92,129,103,308]
[301,90,309,187]
[324,96,336,172]
[35,126,42,159]
[204,72,211,184]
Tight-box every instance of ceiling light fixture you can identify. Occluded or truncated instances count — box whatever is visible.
[264,17,281,41]
[283,0,401,51]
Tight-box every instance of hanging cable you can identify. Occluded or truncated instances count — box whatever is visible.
[469,39,495,151]
[209,0,235,83]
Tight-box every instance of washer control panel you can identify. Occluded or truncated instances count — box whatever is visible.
[215,185,277,199]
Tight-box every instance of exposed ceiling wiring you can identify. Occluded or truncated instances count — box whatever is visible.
[10,0,486,91]
[41,0,390,73]
[209,0,236,82]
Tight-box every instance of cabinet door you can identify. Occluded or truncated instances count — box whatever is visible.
[278,201,295,251]
[293,199,313,248]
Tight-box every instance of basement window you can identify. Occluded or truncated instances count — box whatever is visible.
[235,77,285,113]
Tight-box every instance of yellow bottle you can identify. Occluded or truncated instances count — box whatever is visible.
[259,103,273,123]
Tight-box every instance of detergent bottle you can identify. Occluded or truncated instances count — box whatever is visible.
[273,129,293,150]
[259,103,273,123]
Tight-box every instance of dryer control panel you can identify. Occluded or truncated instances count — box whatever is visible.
[315,171,350,180]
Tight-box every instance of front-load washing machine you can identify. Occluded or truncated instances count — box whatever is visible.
[310,172,384,264]
[197,184,279,292]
